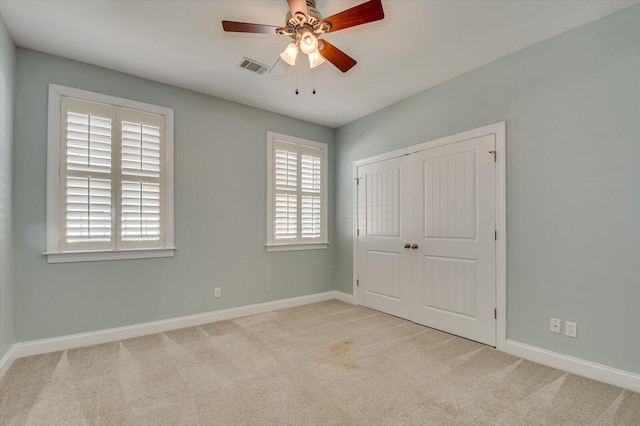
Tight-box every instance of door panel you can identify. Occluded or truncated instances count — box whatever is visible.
[423,149,477,239]
[421,256,477,318]
[412,135,496,345]
[357,156,412,319]
[366,251,402,300]
[365,167,401,237]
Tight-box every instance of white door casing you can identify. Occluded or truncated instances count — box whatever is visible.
[353,123,506,349]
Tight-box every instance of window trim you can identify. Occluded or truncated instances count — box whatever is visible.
[266,131,328,252]
[46,84,175,263]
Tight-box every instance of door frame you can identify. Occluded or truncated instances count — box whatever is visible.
[352,122,507,352]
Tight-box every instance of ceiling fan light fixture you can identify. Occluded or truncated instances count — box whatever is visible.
[222,0,385,74]
[308,50,325,68]
[299,30,318,55]
[280,42,298,66]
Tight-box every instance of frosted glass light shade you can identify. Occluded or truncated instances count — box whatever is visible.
[308,51,325,68]
[280,43,298,66]
[299,31,318,55]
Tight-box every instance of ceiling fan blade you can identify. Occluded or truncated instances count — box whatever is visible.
[318,39,357,73]
[222,21,280,34]
[322,0,384,33]
[287,0,308,18]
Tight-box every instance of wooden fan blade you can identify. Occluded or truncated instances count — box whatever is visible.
[322,0,384,33]
[318,39,357,73]
[222,21,280,34]
[287,0,308,18]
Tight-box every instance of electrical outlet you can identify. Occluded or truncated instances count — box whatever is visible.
[565,321,577,338]
[550,317,561,334]
[214,287,221,298]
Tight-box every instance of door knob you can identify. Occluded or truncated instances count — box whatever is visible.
[411,244,419,249]
[404,243,411,249]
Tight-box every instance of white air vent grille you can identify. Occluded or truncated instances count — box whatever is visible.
[240,58,270,74]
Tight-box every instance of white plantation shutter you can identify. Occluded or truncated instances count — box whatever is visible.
[57,95,167,253]
[61,98,115,250]
[65,176,112,243]
[275,193,297,239]
[121,181,161,242]
[274,147,298,239]
[300,152,322,238]
[119,109,164,248]
[66,111,111,174]
[268,134,327,248]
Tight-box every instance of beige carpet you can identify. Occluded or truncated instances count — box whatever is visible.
[1,300,639,425]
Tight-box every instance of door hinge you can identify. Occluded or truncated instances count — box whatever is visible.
[494,308,497,319]
[489,150,496,162]
[494,230,497,240]
[355,177,360,185]
[357,229,360,236]
[357,279,359,287]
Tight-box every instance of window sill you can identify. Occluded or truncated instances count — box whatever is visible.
[265,242,329,253]
[44,247,177,264]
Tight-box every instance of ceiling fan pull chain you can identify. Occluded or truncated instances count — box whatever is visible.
[313,72,316,95]
[295,70,299,95]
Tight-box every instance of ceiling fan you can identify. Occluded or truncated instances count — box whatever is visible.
[222,0,385,73]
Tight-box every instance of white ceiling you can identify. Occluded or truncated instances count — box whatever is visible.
[1,0,637,128]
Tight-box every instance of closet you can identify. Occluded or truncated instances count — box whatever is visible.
[355,127,500,346]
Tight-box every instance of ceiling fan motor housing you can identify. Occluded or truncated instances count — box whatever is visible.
[305,0,322,20]
[285,0,323,27]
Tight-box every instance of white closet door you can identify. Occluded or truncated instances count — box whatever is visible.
[411,134,496,345]
[357,156,412,319]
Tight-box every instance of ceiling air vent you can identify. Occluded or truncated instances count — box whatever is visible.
[240,57,270,75]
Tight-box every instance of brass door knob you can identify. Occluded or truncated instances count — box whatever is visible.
[411,244,419,249]
[404,243,411,249]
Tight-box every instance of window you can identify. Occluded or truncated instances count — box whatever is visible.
[46,84,174,263]
[266,132,328,251]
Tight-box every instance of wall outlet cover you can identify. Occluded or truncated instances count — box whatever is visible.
[550,317,561,334]
[565,321,577,337]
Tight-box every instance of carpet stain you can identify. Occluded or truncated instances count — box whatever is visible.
[337,361,360,370]
[318,340,361,370]
[329,340,352,357]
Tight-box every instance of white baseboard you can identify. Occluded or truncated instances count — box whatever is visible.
[506,340,640,393]
[0,290,350,380]
[5,301,638,395]
[333,291,354,304]
[0,344,17,381]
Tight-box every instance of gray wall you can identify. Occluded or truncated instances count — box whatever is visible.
[336,5,640,374]
[0,15,15,360]
[13,49,336,342]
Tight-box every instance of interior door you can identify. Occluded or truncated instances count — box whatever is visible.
[357,156,412,319]
[411,135,496,346]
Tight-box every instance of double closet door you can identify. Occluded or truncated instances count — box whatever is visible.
[357,134,497,346]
